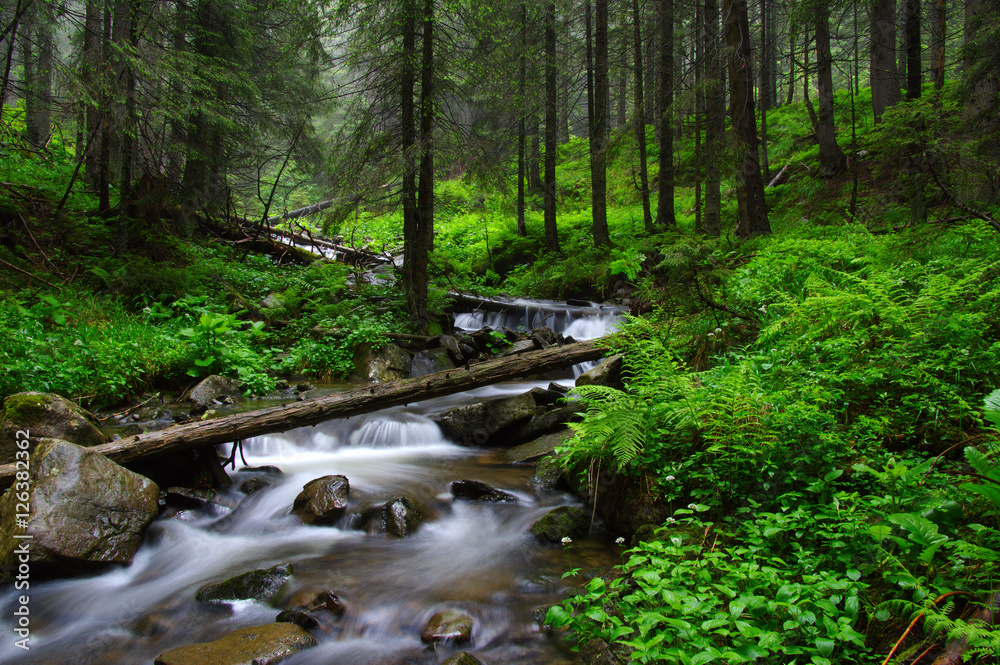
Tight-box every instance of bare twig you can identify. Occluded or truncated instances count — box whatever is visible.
[0,256,61,288]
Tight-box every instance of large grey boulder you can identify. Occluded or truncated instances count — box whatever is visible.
[433,393,540,446]
[575,355,624,390]
[154,622,317,665]
[0,438,159,573]
[188,375,243,416]
[353,343,414,383]
[0,392,105,463]
[450,479,518,504]
[291,475,350,526]
[409,348,455,378]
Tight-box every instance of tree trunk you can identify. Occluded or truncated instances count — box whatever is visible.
[22,0,53,149]
[84,0,103,188]
[904,0,926,224]
[98,0,112,214]
[543,0,560,252]
[932,0,945,90]
[725,0,770,238]
[401,0,420,326]
[961,0,1000,202]
[0,341,607,490]
[786,22,796,107]
[655,0,675,228]
[412,0,435,331]
[517,5,527,237]
[632,0,652,233]
[585,2,595,139]
[815,1,846,176]
[694,0,703,234]
[591,0,610,246]
[759,0,773,111]
[703,0,723,237]
[115,0,139,256]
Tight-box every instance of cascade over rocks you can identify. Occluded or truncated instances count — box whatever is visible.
[292,475,350,525]
[154,622,317,665]
[442,653,486,665]
[0,438,158,573]
[0,392,105,463]
[195,563,294,605]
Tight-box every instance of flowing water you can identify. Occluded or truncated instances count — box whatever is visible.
[0,300,622,665]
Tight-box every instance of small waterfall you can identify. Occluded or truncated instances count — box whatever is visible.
[453,296,623,341]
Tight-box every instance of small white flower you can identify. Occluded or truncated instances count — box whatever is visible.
[671,537,682,546]
[715,328,722,334]
[561,536,572,545]
[664,475,676,482]
[142,306,151,314]
[615,537,625,545]
[707,332,714,337]
[687,503,698,510]
[758,305,767,313]
[73,339,83,346]
[665,517,677,524]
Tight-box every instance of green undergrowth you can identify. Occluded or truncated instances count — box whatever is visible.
[547,221,1000,663]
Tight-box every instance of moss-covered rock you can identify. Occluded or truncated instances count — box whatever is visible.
[352,343,414,383]
[0,392,105,463]
[361,496,425,538]
[153,622,316,665]
[530,506,591,544]
[0,438,158,573]
[574,355,624,390]
[195,563,294,605]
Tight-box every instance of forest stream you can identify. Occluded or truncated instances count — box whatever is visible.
[0,299,623,665]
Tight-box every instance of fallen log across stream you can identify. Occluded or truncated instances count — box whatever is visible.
[0,339,605,490]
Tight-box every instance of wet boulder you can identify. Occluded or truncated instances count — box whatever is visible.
[499,339,538,357]
[0,392,105,463]
[512,406,583,443]
[154,622,317,665]
[439,335,464,365]
[195,563,294,605]
[360,497,425,538]
[433,393,540,446]
[353,343,414,383]
[239,478,271,495]
[450,479,518,504]
[276,608,319,629]
[530,506,591,544]
[574,355,624,390]
[421,608,475,644]
[188,375,244,416]
[0,438,159,573]
[409,348,455,378]
[500,428,576,466]
[580,638,624,665]
[292,475,350,526]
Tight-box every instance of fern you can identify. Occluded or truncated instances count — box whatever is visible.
[568,385,649,469]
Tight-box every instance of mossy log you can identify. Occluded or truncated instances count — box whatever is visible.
[0,340,604,490]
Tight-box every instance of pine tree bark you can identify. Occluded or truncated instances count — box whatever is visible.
[725,0,770,237]
[543,0,560,252]
[591,0,610,246]
[815,1,846,177]
[703,0,723,237]
[654,0,675,228]
[22,0,54,149]
[904,0,926,224]
[932,0,946,91]
[516,4,527,238]
[83,0,103,188]
[632,0,652,233]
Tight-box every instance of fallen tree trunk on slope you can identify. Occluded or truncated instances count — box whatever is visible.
[0,340,604,490]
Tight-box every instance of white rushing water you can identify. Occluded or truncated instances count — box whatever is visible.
[0,300,621,665]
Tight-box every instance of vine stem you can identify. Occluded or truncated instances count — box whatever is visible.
[881,591,974,665]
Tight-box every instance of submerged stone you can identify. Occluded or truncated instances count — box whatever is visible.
[450,479,518,503]
[420,608,474,644]
[292,475,350,525]
[530,506,590,544]
[154,622,316,665]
